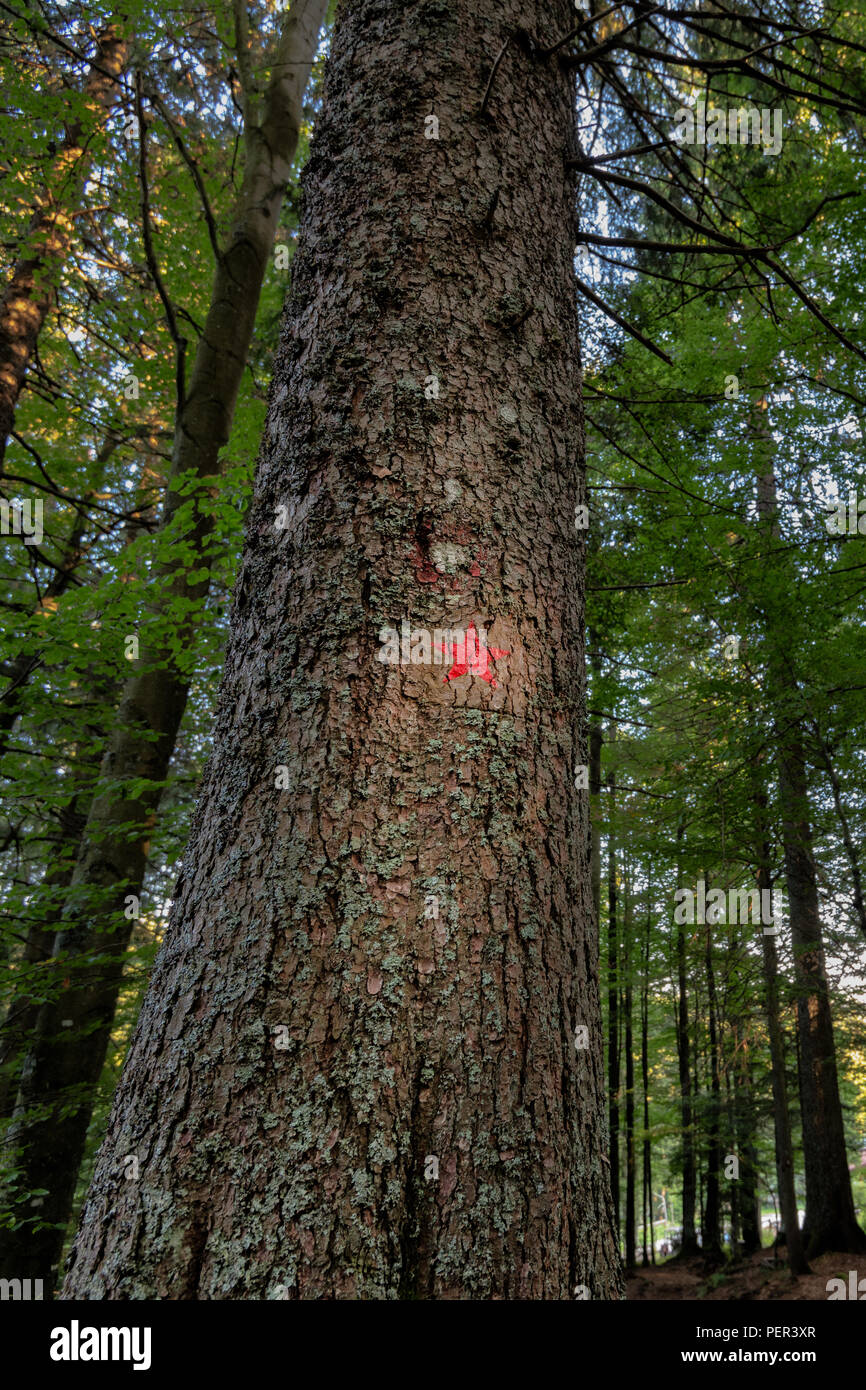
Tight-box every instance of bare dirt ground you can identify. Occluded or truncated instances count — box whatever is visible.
[626,1249,860,1300]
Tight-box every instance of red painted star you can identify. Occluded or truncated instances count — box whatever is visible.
[436,623,510,688]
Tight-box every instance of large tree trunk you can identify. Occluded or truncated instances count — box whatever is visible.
[63,0,623,1300]
[0,29,129,465]
[756,462,865,1259]
[0,0,327,1290]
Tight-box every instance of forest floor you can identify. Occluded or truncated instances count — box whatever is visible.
[626,1249,859,1300]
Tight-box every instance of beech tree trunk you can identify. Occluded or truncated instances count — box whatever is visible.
[0,0,327,1290]
[63,0,623,1300]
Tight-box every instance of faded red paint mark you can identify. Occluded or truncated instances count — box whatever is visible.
[409,541,441,585]
[408,528,488,591]
[436,623,510,688]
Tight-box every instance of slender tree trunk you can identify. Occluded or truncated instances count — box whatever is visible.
[693,977,704,1246]
[0,0,327,1290]
[624,876,636,1271]
[734,1027,761,1256]
[759,921,809,1272]
[0,30,129,464]
[607,767,620,1244]
[756,461,865,1258]
[675,827,698,1255]
[702,914,722,1264]
[724,1059,739,1252]
[63,0,624,1300]
[641,895,654,1267]
[589,715,602,937]
[752,796,810,1274]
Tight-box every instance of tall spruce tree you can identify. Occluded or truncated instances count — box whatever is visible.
[65,0,624,1300]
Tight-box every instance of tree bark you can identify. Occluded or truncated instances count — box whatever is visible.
[63,0,623,1300]
[0,0,327,1290]
[607,768,620,1244]
[724,1059,739,1252]
[675,825,699,1255]
[702,911,722,1264]
[589,716,602,938]
[640,894,653,1267]
[624,874,636,1271]
[757,856,809,1275]
[0,29,129,465]
[734,1025,761,1256]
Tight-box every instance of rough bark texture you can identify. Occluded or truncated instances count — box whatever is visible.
[0,29,129,465]
[0,0,326,1289]
[63,0,623,1300]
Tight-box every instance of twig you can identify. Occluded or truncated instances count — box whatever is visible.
[540,3,626,59]
[148,90,222,262]
[479,36,512,115]
[574,273,673,365]
[135,71,187,410]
